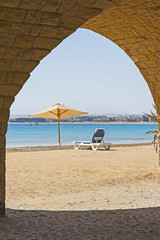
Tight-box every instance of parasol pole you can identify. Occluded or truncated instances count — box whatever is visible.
[57,109,61,149]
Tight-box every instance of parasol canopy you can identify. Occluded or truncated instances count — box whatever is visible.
[31,103,87,148]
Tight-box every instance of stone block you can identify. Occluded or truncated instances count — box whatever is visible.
[32,49,50,61]
[3,96,15,109]
[56,27,75,40]
[0,72,6,84]
[13,72,30,85]
[144,60,157,68]
[59,15,86,29]
[3,8,26,22]
[135,54,148,62]
[31,25,42,37]
[14,34,34,48]
[4,47,24,60]
[58,3,79,16]
[120,43,135,51]
[0,97,4,108]
[25,10,42,24]
[145,75,157,83]
[155,75,160,81]
[136,61,147,68]
[147,67,158,75]
[154,82,160,89]
[138,47,151,55]
[76,7,88,18]
[10,23,32,35]
[0,136,5,148]
[81,8,102,20]
[40,12,61,26]
[0,149,5,162]
[115,39,127,45]
[76,0,96,7]
[0,110,9,122]
[39,26,57,38]
[10,60,25,72]
[0,85,21,97]
[0,47,5,58]
[0,189,5,202]
[20,0,42,10]
[0,33,15,46]
[5,72,13,84]
[0,122,8,135]
[10,60,39,72]
[0,20,11,33]
[131,55,139,63]
[0,59,12,71]
[156,66,160,74]
[0,175,5,189]
[23,49,34,60]
[0,201,5,215]
[0,0,21,7]
[0,7,6,18]
[40,0,61,12]
[33,37,61,49]
[139,68,148,76]
[23,61,39,72]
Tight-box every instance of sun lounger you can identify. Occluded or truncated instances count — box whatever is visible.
[73,129,111,151]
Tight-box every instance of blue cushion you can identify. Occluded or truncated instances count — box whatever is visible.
[92,129,105,143]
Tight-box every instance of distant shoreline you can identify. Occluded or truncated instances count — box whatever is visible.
[8,121,157,124]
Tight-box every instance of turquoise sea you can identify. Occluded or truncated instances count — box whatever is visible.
[6,123,158,148]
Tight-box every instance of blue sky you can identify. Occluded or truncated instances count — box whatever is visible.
[10,29,154,116]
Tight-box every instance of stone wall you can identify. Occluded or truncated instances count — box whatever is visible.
[0,0,160,213]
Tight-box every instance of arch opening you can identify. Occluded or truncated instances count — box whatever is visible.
[5,29,158,213]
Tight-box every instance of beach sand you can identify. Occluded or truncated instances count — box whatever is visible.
[2,145,160,239]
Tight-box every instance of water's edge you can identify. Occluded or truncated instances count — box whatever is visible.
[7,142,152,153]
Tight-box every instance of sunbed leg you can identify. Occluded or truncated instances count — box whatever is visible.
[91,144,95,150]
[92,145,98,151]
[73,142,78,150]
[73,142,82,150]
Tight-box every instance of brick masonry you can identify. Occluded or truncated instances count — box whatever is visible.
[0,0,160,213]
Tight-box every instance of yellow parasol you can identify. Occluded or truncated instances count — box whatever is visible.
[31,103,87,148]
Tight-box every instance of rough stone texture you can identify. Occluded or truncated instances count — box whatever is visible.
[0,143,5,215]
[1,208,160,239]
[0,202,5,214]
[0,0,160,214]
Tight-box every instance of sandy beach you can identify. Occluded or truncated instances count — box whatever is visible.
[6,145,159,211]
[1,145,160,239]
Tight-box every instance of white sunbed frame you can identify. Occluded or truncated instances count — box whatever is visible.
[73,140,111,151]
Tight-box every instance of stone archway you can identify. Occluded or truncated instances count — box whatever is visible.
[0,0,160,214]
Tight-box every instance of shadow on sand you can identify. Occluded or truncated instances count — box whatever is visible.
[0,207,160,239]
